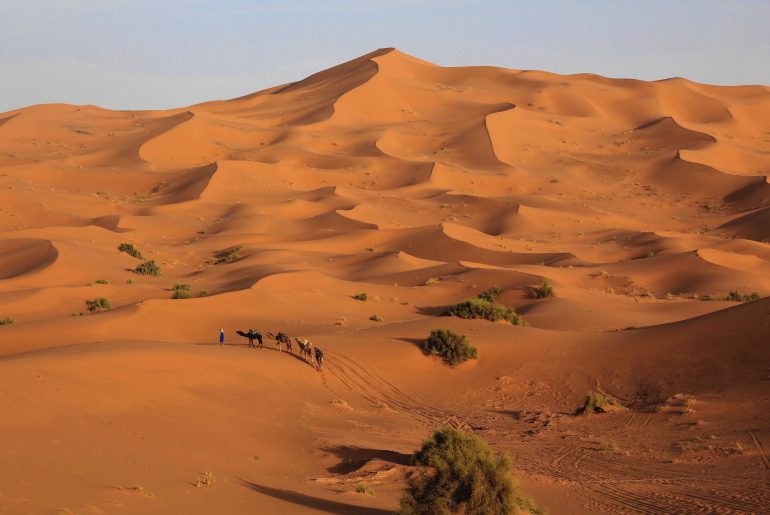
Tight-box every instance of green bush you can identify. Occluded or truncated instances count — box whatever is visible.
[94,279,109,284]
[445,298,526,326]
[400,427,540,515]
[353,292,368,301]
[725,291,761,302]
[0,317,15,325]
[134,260,162,277]
[118,243,144,260]
[477,286,502,302]
[530,279,554,299]
[86,297,111,313]
[215,246,242,264]
[172,283,192,299]
[575,391,623,416]
[423,329,477,366]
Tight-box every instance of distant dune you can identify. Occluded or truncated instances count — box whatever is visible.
[0,48,769,514]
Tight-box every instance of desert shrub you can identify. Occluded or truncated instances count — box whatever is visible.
[172,283,192,299]
[134,260,162,276]
[94,279,109,284]
[445,298,526,326]
[0,317,15,325]
[118,243,144,259]
[353,292,368,301]
[196,290,208,297]
[369,314,383,322]
[575,391,622,416]
[530,279,554,299]
[477,286,502,302]
[215,246,242,264]
[425,277,439,285]
[423,329,477,366]
[400,427,540,515]
[356,483,375,495]
[725,291,761,302]
[86,297,111,313]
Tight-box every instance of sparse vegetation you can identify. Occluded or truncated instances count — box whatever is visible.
[424,277,439,285]
[172,283,192,299]
[0,317,15,325]
[369,314,383,322]
[725,291,761,302]
[400,427,540,515]
[422,329,477,366]
[575,391,623,415]
[194,470,215,487]
[134,260,162,276]
[356,483,375,495]
[445,298,526,326]
[117,243,144,260]
[529,279,554,299]
[126,278,134,284]
[86,297,111,313]
[353,292,368,301]
[196,290,208,297]
[331,399,353,410]
[215,246,242,264]
[477,286,502,302]
[94,279,109,284]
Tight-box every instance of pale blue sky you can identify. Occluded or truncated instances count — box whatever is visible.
[1,0,768,112]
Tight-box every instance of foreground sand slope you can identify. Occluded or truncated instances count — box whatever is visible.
[1,48,769,514]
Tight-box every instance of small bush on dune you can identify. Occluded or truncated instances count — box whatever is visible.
[423,329,477,366]
[172,283,192,299]
[94,279,109,284]
[369,314,383,322]
[215,246,242,264]
[575,391,623,416]
[86,297,111,313]
[0,317,15,325]
[529,279,554,299]
[118,243,144,260]
[353,292,368,301]
[477,286,502,302]
[134,260,162,277]
[400,427,540,515]
[445,298,526,326]
[725,291,761,302]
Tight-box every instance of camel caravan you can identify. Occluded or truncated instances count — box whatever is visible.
[233,329,324,370]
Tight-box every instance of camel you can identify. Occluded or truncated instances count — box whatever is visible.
[295,337,313,361]
[267,332,292,353]
[236,329,262,349]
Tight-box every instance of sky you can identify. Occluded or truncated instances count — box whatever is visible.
[1,0,769,112]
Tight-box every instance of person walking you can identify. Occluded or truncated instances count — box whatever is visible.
[219,328,225,346]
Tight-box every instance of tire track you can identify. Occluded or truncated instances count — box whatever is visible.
[322,350,466,429]
[748,430,770,470]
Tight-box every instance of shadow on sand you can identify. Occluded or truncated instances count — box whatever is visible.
[321,445,413,474]
[238,479,396,514]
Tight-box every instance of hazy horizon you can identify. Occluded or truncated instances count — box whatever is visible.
[2,0,769,113]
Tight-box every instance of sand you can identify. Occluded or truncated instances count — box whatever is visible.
[0,48,769,514]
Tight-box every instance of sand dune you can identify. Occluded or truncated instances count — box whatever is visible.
[1,48,769,514]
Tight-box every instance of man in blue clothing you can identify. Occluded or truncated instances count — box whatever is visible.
[219,328,225,346]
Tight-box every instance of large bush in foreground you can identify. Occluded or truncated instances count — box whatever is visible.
[423,329,477,366]
[400,427,540,515]
[445,298,526,326]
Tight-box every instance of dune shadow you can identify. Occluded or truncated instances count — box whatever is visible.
[415,305,449,317]
[238,479,395,514]
[321,445,413,474]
